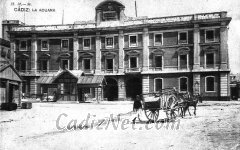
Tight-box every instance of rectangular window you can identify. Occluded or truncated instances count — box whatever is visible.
[103,11,117,21]
[129,35,137,47]
[40,60,48,72]
[179,77,188,92]
[179,32,188,44]
[62,40,69,49]
[20,59,27,71]
[20,41,27,50]
[42,40,48,50]
[1,48,5,57]
[83,59,91,70]
[154,34,162,46]
[130,57,137,68]
[206,53,214,68]
[155,55,162,68]
[206,30,215,42]
[61,59,69,69]
[155,78,163,92]
[83,38,91,49]
[180,54,187,69]
[106,58,113,70]
[206,77,215,92]
[106,37,114,48]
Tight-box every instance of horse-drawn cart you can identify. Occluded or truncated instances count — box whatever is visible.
[140,88,185,122]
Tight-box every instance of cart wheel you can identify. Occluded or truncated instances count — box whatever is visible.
[145,109,159,122]
[165,95,178,119]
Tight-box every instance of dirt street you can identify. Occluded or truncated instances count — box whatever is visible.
[1,101,240,150]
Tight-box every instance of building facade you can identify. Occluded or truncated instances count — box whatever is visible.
[6,0,231,101]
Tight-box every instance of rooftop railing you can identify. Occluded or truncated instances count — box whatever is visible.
[11,11,227,32]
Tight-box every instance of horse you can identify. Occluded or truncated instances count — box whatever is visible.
[182,93,202,116]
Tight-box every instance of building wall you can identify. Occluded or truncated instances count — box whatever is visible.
[10,11,231,100]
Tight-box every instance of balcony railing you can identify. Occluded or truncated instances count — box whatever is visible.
[83,69,95,74]
[148,67,163,71]
[11,12,227,32]
[179,65,188,70]
[101,69,118,74]
[18,70,59,76]
[125,67,141,73]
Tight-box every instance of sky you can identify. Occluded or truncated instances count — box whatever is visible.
[0,0,239,73]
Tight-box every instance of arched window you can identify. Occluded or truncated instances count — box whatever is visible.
[154,78,163,92]
[179,77,188,92]
[205,76,215,92]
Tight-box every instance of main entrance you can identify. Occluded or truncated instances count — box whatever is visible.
[126,76,142,99]
[104,78,118,101]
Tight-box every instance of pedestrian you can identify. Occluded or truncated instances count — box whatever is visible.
[22,93,25,99]
[132,95,143,124]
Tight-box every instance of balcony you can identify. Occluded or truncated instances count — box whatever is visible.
[101,69,118,75]
[150,67,162,71]
[125,67,141,73]
[83,69,95,75]
[18,70,59,76]
[179,65,189,70]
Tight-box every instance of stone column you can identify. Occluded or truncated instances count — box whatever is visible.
[220,22,229,70]
[142,75,149,96]
[193,24,200,70]
[95,32,101,74]
[18,82,22,106]
[30,77,38,98]
[119,7,125,23]
[10,35,16,67]
[193,74,200,95]
[31,34,37,73]
[118,77,126,100]
[96,9,101,26]
[73,33,79,70]
[6,80,9,103]
[142,28,149,72]
[220,73,230,100]
[118,30,124,73]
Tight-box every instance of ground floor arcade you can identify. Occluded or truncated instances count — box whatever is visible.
[21,71,230,101]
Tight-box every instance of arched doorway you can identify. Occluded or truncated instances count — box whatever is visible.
[104,78,118,101]
[126,76,142,99]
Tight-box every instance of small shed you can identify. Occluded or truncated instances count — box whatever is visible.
[0,62,22,106]
[37,69,83,101]
[77,75,105,102]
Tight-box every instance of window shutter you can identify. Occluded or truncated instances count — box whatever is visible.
[79,38,83,50]
[101,37,105,49]
[149,33,154,46]
[91,37,96,50]
[124,35,128,48]
[114,36,118,49]
[69,38,73,51]
[37,40,41,51]
[138,34,142,47]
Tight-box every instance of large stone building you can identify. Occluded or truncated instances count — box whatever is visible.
[6,0,231,101]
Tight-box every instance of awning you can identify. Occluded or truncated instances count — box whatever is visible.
[36,69,84,84]
[77,75,105,88]
[0,63,22,82]
[37,76,54,84]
